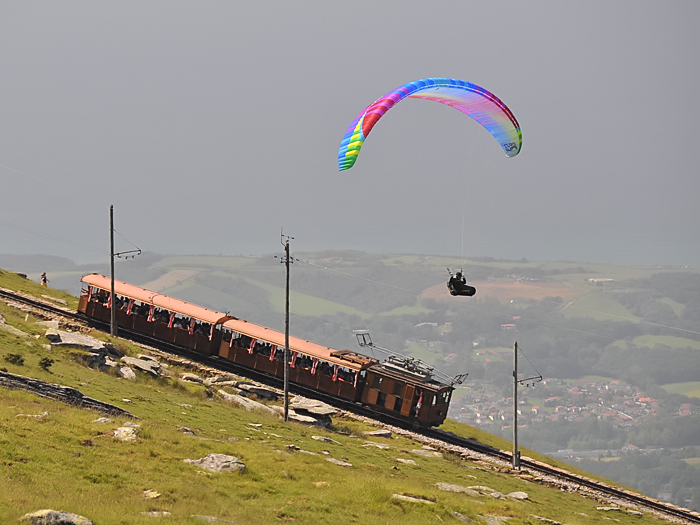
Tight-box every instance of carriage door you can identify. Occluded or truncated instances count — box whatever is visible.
[400,385,416,417]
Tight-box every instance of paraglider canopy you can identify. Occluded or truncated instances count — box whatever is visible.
[338,77,521,171]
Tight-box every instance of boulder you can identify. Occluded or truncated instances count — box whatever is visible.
[191,516,237,524]
[311,435,341,445]
[180,373,203,383]
[290,396,338,416]
[363,441,390,450]
[237,382,279,400]
[114,426,138,442]
[396,458,419,466]
[218,390,277,415]
[119,367,136,380]
[363,429,392,438]
[184,453,245,473]
[391,494,433,504]
[121,356,160,376]
[326,458,352,467]
[0,314,30,337]
[411,449,443,458]
[20,509,93,525]
[436,483,480,497]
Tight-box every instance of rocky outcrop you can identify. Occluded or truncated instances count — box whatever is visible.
[20,509,93,525]
[0,371,137,418]
[183,453,245,473]
[0,313,30,337]
[45,329,124,369]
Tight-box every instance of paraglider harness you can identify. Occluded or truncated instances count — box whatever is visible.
[446,268,476,297]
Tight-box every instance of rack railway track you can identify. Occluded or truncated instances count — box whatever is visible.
[2,287,700,524]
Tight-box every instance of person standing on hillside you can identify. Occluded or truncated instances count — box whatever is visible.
[40,272,48,287]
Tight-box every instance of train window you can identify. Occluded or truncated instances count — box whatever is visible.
[372,375,382,390]
[377,392,387,407]
[392,382,403,396]
[394,398,403,412]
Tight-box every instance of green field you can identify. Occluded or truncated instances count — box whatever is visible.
[562,293,638,321]
[661,382,700,399]
[608,335,700,352]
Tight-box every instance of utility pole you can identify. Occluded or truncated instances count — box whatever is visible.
[110,205,117,337]
[513,341,519,469]
[277,232,294,422]
[511,342,542,470]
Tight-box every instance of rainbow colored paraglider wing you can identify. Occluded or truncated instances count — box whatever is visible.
[338,78,521,171]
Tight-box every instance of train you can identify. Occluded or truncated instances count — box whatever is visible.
[78,273,461,427]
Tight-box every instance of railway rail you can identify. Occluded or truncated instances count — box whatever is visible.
[3,286,700,524]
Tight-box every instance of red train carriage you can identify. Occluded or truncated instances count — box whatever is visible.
[361,356,454,427]
[220,318,378,402]
[79,274,233,355]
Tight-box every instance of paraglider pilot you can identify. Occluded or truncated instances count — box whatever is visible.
[447,269,476,297]
[40,273,48,287]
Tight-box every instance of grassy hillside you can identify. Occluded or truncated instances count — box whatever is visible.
[0,269,664,524]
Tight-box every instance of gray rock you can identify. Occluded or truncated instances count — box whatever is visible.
[396,458,419,466]
[114,426,138,441]
[119,367,136,380]
[92,417,114,423]
[436,483,480,497]
[529,516,562,525]
[20,509,93,525]
[203,375,236,385]
[45,330,103,350]
[0,314,30,337]
[184,453,245,473]
[363,429,392,438]
[237,382,279,400]
[311,435,341,445]
[180,373,203,383]
[290,396,338,415]
[411,449,443,458]
[191,516,236,524]
[477,516,510,525]
[507,491,528,500]
[391,494,433,504]
[363,441,390,450]
[0,370,137,419]
[326,458,352,467]
[452,511,473,523]
[121,356,160,376]
[140,511,171,518]
[596,507,621,512]
[218,390,277,414]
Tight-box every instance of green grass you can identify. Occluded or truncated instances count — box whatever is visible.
[608,335,700,352]
[562,293,638,321]
[658,297,686,317]
[0,269,78,310]
[661,382,700,398]
[1,349,656,525]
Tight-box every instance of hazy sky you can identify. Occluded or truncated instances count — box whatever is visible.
[2,1,699,266]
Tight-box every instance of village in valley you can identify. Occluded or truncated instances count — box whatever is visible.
[450,376,699,448]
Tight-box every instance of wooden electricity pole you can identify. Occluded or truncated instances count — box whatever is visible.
[110,205,117,337]
[284,237,290,422]
[276,232,294,422]
[513,341,520,469]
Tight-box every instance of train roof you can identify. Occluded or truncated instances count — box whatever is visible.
[81,274,235,326]
[81,274,377,371]
[223,318,378,371]
[371,363,454,393]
